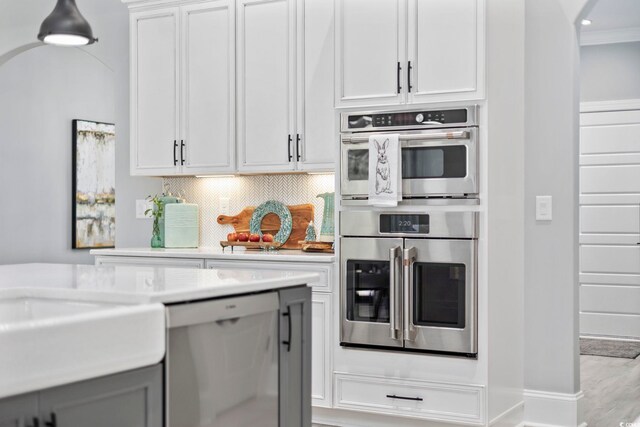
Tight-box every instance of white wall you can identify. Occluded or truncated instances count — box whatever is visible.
[0,0,160,264]
[524,0,588,424]
[581,41,640,102]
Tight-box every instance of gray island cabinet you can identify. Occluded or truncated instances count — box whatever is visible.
[0,364,162,427]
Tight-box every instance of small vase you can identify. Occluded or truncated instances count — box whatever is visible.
[151,232,163,248]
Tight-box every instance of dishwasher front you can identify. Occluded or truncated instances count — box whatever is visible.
[165,287,311,427]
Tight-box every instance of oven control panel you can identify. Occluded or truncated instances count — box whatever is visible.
[346,108,471,130]
[380,214,430,234]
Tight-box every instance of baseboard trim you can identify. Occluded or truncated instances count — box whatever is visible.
[523,389,585,427]
[490,401,524,426]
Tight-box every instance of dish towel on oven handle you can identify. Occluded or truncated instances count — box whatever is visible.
[368,134,402,207]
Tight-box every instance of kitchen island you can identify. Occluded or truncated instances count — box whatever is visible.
[0,263,317,427]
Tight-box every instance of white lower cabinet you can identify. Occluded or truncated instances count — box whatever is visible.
[94,256,205,269]
[333,373,485,424]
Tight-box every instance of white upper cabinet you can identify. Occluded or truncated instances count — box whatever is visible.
[297,0,336,171]
[130,8,179,175]
[237,0,296,172]
[181,1,236,174]
[335,0,406,107]
[335,0,485,108]
[407,0,485,104]
[130,0,235,176]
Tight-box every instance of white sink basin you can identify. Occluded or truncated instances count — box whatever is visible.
[0,297,113,324]
[0,296,165,399]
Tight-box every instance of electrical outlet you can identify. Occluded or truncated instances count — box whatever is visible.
[136,199,153,219]
[219,197,230,215]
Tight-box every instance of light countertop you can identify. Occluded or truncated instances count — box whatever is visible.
[91,247,336,263]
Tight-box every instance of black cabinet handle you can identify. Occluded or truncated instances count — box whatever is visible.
[281,307,292,352]
[386,394,423,402]
[407,61,413,92]
[397,62,402,94]
[180,140,185,166]
[296,134,301,161]
[44,413,57,427]
[173,140,178,166]
[287,135,293,162]
[27,417,40,427]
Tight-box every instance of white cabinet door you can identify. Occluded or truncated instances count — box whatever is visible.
[311,293,332,408]
[335,0,406,108]
[296,0,335,171]
[407,0,485,103]
[237,0,296,172]
[180,1,236,175]
[130,8,180,176]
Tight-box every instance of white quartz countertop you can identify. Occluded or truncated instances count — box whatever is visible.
[91,247,336,263]
[0,263,317,398]
[0,263,320,304]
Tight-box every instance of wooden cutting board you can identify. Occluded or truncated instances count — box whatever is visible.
[217,204,314,249]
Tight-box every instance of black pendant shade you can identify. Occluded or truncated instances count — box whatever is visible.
[37,0,97,46]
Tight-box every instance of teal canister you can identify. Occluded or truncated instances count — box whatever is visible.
[158,195,183,247]
[317,192,335,242]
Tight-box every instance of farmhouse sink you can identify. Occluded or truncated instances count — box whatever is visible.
[0,296,165,399]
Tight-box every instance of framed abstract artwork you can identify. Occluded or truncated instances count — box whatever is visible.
[72,119,116,249]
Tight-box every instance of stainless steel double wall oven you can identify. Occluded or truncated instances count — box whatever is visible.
[339,107,479,357]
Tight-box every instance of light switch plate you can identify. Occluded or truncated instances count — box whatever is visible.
[536,196,552,221]
[136,199,153,219]
[219,197,230,216]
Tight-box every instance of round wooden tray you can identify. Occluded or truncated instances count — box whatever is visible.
[220,241,283,251]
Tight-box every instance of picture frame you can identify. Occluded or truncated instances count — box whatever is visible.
[72,119,116,249]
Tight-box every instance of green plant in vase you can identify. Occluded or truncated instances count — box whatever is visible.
[146,195,165,248]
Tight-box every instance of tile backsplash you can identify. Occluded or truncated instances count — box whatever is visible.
[163,174,335,247]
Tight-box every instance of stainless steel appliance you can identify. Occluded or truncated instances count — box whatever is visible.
[340,106,479,200]
[340,210,478,356]
[165,287,311,427]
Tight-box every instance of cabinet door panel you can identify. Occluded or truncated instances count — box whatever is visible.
[238,0,295,172]
[39,365,162,427]
[408,0,484,103]
[0,393,38,427]
[297,0,335,170]
[311,293,332,407]
[131,9,179,175]
[182,1,236,174]
[336,0,406,107]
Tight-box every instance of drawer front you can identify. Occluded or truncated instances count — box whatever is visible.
[95,256,205,268]
[205,260,332,291]
[334,373,484,424]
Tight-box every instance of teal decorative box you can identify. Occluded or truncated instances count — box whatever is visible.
[164,204,199,248]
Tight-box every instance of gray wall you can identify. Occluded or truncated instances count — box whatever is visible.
[0,0,160,265]
[581,41,640,102]
[525,0,582,398]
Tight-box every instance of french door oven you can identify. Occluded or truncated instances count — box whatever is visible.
[340,211,478,357]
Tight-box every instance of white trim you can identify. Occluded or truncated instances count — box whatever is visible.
[580,27,640,46]
[523,389,585,427]
[580,99,640,113]
[490,401,524,427]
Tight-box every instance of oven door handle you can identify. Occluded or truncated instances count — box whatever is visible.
[342,130,469,144]
[403,247,417,342]
[389,246,402,340]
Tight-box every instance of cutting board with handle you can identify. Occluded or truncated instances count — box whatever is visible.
[217,204,314,249]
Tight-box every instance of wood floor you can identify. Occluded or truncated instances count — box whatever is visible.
[581,353,640,426]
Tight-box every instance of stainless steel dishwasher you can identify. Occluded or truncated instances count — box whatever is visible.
[165,287,311,427]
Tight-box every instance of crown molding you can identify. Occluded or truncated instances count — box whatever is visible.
[580,27,640,46]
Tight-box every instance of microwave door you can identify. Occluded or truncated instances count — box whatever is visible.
[403,239,477,355]
[340,237,404,348]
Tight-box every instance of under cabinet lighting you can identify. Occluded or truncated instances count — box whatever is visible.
[196,175,236,179]
[581,19,592,26]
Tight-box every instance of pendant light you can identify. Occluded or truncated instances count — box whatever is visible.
[37,0,97,46]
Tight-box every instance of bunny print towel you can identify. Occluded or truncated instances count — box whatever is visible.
[368,134,402,206]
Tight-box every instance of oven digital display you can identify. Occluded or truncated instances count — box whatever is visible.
[380,215,430,234]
